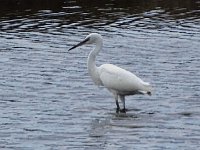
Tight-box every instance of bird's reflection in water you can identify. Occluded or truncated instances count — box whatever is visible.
[89,110,142,137]
[89,118,111,137]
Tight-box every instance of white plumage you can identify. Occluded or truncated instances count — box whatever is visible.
[98,64,152,94]
[69,33,152,112]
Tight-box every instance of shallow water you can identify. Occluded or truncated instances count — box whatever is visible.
[0,0,200,149]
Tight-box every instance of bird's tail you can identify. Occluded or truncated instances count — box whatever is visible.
[142,82,153,96]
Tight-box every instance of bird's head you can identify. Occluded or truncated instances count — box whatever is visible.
[68,33,102,51]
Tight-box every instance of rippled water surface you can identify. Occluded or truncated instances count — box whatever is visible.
[0,0,200,149]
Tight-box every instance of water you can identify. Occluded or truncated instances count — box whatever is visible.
[0,0,200,149]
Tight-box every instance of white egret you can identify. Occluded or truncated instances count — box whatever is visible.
[68,33,152,112]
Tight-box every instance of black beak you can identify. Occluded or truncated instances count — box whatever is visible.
[68,37,89,51]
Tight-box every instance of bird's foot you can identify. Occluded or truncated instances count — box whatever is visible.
[120,108,127,113]
[116,107,120,113]
[116,107,127,113]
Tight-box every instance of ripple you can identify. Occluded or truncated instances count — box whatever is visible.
[0,0,200,149]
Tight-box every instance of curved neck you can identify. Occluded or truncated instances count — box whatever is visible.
[87,39,103,85]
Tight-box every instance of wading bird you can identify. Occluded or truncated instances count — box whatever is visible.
[68,33,152,112]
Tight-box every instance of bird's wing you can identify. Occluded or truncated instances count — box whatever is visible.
[98,64,151,92]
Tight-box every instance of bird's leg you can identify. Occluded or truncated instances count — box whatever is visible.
[116,100,120,110]
[119,95,126,113]
[114,94,120,112]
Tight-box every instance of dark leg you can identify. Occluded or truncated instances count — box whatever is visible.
[116,101,120,113]
[116,100,120,110]
[114,94,120,113]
